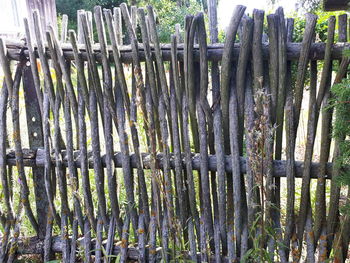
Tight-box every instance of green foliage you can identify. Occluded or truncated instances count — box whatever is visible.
[331,81,350,163]
[137,0,201,42]
[56,0,202,43]
[56,0,124,23]
[291,10,345,43]
[287,9,346,99]
[56,0,95,30]
[331,80,350,141]
[330,79,350,215]
[241,212,284,262]
[218,28,226,43]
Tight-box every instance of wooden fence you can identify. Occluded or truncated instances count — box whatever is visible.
[0,2,349,262]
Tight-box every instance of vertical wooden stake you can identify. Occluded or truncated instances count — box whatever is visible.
[23,62,47,239]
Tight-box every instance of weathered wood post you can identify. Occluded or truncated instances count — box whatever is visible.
[22,62,47,239]
[23,0,58,241]
[207,0,227,260]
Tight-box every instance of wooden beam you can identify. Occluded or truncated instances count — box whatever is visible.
[4,148,335,179]
[4,39,350,62]
[13,235,229,262]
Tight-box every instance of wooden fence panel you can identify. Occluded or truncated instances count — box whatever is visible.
[0,3,349,262]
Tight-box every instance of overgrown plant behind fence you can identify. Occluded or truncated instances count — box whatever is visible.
[0,2,349,262]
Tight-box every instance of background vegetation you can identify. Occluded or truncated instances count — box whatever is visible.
[56,0,203,42]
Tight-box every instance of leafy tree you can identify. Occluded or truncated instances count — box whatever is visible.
[56,0,125,30]
[137,0,201,42]
[56,0,202,43]
[297,0,322,12]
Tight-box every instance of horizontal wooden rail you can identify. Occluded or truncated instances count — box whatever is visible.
[3,38,350,62]
[5,148,334,179]
[15,235,159,260]
[13,235,228,262]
